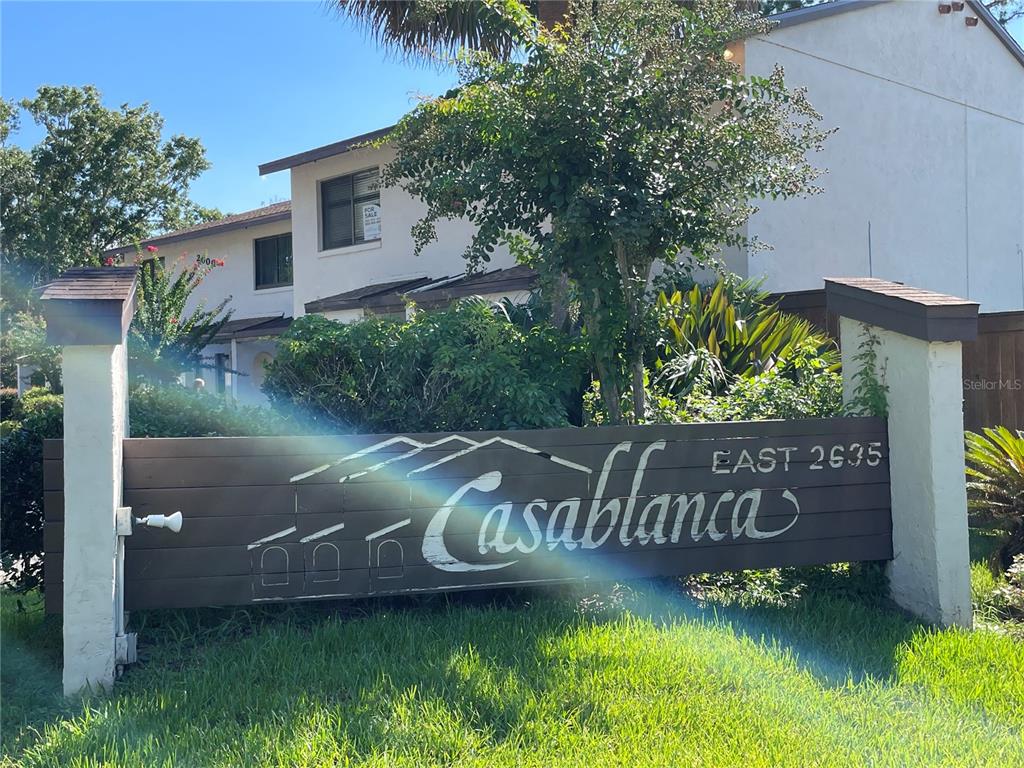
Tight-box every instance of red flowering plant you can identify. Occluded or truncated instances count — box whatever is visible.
[126,245,232,383]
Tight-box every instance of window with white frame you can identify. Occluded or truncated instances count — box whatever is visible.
[320,168,381,251]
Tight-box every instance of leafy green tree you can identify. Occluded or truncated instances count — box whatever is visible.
[127,251,233,384]
[0,312,62,392]
[385,0,829,423]
[0,86,210,286]
[161,203,225,234]
[986,0,1024,26]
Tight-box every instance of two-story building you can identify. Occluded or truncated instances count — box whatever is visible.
[109,0,1024,404]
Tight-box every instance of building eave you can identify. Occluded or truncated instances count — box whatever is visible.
[770,0,1024,70]
[967,0,1024,69]
[258,126,395,176]
[769,0,887,31]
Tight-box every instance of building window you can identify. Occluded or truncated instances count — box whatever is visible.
[254,233,293,290]
[320,168,381,251]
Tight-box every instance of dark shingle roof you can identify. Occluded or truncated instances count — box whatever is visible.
[106,202,291,256]
[211,314,293,343]
[303,276,434,314]
[304,266,538,315]
[40,267,139,302]
[40,267,141,345]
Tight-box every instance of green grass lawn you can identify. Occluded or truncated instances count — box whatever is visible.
[3,561,1023,768]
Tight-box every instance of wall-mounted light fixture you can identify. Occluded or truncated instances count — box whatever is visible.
[951,1,964,11]
[965,15,979,26]
[938,3,952,14]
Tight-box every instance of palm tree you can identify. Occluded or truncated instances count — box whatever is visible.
[334,2,850,62]
[333,1,569,60]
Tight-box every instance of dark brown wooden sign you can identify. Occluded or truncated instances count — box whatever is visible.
[43,417,892,612]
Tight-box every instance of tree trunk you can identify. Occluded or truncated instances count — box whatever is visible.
[587,287,622,424]
[613,241,650,424]
[594,355,622,425]
[548,271,571,331]
[630,355,645,423]
[546,219,571,331]
[536,1,569,29]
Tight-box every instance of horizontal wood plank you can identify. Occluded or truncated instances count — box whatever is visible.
[43,532,892,611]
[43,481,891,524]
[44,507,891,583]
[44,482,892,550]
[117,417,887,459]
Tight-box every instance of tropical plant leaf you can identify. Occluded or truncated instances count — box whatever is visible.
[655,277,839,397]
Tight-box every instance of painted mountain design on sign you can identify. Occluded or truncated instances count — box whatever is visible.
[288,434,593,485]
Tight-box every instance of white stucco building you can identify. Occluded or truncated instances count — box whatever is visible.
[110,0,1024,404]
[734,0,1024,311]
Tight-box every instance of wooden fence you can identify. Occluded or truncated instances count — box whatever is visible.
[776,290,1024,433]
[962,312,1024,433]
[43,418,891,612]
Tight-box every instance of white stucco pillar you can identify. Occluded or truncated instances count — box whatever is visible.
[60,344,128,694]
[827,278,978,628]
[42,267,139,696]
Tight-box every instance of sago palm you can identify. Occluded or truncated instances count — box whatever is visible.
[966,426,1024,571]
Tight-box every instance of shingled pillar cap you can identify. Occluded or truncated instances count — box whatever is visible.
[824,277,979,342]
[40,267,139,346]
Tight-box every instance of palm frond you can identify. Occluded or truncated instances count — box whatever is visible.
[965,426,1024,520]
[333,0,541,61]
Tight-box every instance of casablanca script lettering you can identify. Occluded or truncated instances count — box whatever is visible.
[422,440,801,572]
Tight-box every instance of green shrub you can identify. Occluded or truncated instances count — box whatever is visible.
[0,385,299,592]
[264,300,586,433]
[966,426,1024,572]
[843,324,889,417]
[0,390,63,591]
[20,386,62,415]
[682,364,843,422]
[990,555,1024,623]
[0,388,21,421]
[585,344,842,426]
[128,383,297,437]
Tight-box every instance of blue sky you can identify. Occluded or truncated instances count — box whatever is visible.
[1,1,460,214]
[3,1,1022,216]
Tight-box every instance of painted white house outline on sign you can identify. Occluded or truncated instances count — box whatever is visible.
[247,434,596,589]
